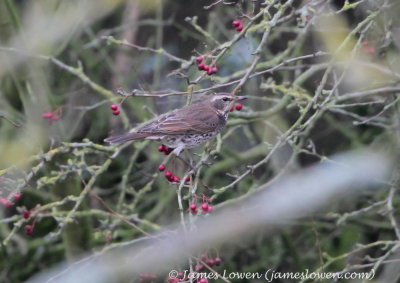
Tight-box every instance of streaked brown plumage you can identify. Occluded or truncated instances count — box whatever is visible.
[104,93,247,155]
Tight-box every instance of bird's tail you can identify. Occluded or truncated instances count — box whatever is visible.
[104,132,150,144]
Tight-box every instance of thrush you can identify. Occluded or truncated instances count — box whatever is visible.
[104,93,247,155]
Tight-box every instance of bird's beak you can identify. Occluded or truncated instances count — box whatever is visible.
[235,96,248,101]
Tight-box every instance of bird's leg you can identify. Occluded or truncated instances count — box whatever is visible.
[174,150,195,171]
[185,149,195,168]
[172,144,185,156]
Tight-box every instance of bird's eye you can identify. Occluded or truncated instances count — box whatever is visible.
[222,97,230,101]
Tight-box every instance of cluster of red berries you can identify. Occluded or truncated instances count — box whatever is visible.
[196,57,218,76]
[232,20,243,31]
[362,41,376,54]
[110,104,120,116]
[189,202,213,214]
[194,254,222,271]
[158,144,173,155]
[0,192,22,208]
[162,170,191,184]
[230,103,243,112]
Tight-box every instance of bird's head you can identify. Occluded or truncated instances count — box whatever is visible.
[209,93,247,114]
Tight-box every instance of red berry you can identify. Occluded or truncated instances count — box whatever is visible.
[362,41,369,46]
[164,170,172,178]
[207,259,215,266]
[13,193,22,200]
[167,175,175,182]
[199,278,208,283]
[158,164,166,172]
[235,103,243,111]
[203,65,210,72]
[41,112,53,118]
[173,175,181,183]
[190,203,197,211]
[195,264,204,271]
[113,110,120,116]
[196,56,203,64]
[211,67,218,74]
[22,210,30,219]
[207,69,214,76]
[232,20,241,27]
[164,147,173,155]
[201,203,209,211]
[24,225,34,236]
[185,176,191,183]
[236,24,243,32]
[215,257,221,266]
[230,107,234,112]
[158,145,166,152]
[110,104,118,111]
[0,197,11,208]
[198,63,206,70]
[207,205,213,213]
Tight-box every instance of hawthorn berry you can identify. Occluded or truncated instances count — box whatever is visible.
[164,147,173,155]
[203,65,210,72]
[113,110,120,116]
[198,63,206,71]
[22,210,31,219]
[158,145,167,152]
[196,56,203,64]
[201,203,209,211]
[13,193,22,200]
[207,205,213,213]
[215,257,222,266]
[189,203,197,213]
[158,164,166,172]
[207,259,215,267]
[230,107,234,112]
[0,197,11,208]
[110,104,118,111]
[236,25,243,32]
[185,176,191,183]
[42,111,61,123]
[164,170,172,178]
[41,112,53,118]
[172,175,181,183]
[211,66,218,74]
[232,20,241,27]
[195,264,204,271]
[235,103,243,111]
[199,278,208,283]
[25,225,34,236]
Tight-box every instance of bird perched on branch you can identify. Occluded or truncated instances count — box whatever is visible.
[104,93,247,155]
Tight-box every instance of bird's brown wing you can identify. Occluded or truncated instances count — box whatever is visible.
[138,103,222,135]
